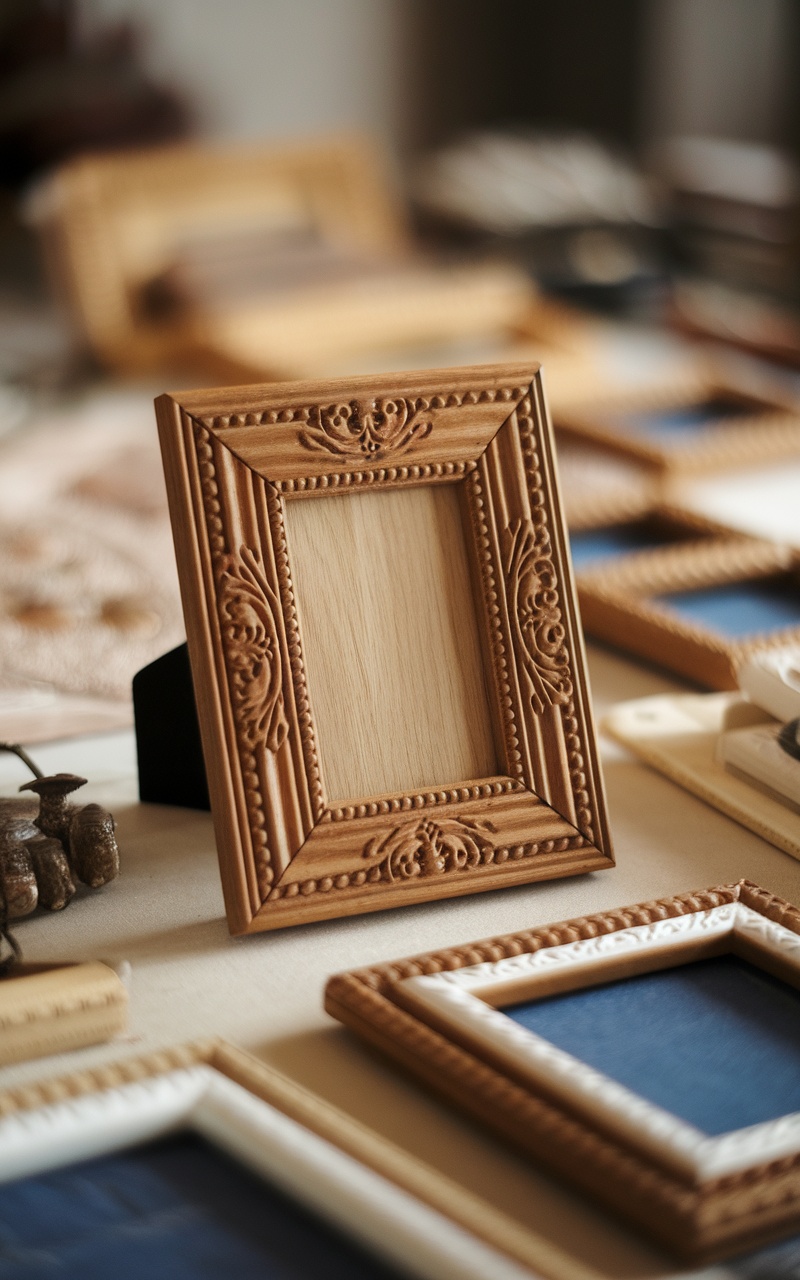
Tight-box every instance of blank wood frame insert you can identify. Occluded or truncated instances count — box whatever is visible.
[156,364,613,934]
[285,486,498,801]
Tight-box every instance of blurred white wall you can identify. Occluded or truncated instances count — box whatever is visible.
[643,0,793,143]
[79,1,795,161]
[80,0,407,152]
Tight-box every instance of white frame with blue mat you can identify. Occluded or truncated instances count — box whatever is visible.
[0,1039,539,1280]
[326,880,800,1263]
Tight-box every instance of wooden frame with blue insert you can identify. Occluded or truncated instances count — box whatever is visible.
[567,498,761,577]
[575,535,800,690]
[325,880,800,1262]
[554,374,800,476]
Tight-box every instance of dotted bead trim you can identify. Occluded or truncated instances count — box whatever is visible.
[266,484,325,821]
[328,778,522,822]
[466,464,525,782]
[193,422,225,558]
[359,885,743,987]
[266,833,586,902]
[199,387,526,432]
[275,459,476,493]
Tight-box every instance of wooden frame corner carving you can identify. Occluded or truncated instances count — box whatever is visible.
[156,363,612,934]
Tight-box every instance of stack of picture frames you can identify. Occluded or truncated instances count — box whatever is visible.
[155,362,613,935]
[325,879,800,1268]
[567,496,800,690]
[550,365,800,690]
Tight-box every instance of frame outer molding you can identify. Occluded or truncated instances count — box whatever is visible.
[157,364,613,935]
[325,880,800,1262]
[532,371,607,848]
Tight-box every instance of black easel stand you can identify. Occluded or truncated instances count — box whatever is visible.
[132,644,210,810]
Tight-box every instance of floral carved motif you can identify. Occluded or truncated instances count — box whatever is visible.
[299,398,433,459]
[363,817,497,884]
[217,546,289,753]
[503,518,572,715]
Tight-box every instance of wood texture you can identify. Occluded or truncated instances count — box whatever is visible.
[156,363,613,934]
[0,961,127,1067]
[555,377,800,475]
[577,539,800,690]
[284,485,498,801]
[325,880,800,1264]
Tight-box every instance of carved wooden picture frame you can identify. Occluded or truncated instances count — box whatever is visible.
[156,363,612,935]
[0,1040,536,1280]
[554,375,800,475]
[576,538,800,690]
[325,880,800,1264]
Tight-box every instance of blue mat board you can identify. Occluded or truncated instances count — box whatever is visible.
[731,1230,800,1277]
[504,955,800,1137]
[0,1132,402,1280]
[613,395,756,443]
[655,577,800,638]
[569,521,690,568]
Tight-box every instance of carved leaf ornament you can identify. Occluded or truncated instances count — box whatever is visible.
[217,546,288,753]
[504,519,572,715]
[364,817,498,883]
[299,397,433,459]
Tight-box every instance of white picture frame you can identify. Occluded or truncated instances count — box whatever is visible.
[0,1040,533,1280]
[325,881,800,1261]
[395,901,800,1184]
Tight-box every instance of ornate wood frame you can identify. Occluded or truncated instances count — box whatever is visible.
[576,538,800,690]
[555,376,800,475]
[0,1040,536,1280]
[325,880,800,1264]
[156,363,613,934]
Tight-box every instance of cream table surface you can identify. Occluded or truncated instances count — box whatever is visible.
[2,641,800,1280]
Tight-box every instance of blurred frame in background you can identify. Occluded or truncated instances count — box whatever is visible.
[0,0,799,737]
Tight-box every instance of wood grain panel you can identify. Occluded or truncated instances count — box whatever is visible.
[284,485,498,802]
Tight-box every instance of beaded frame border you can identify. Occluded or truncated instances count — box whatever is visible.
[325,879,800,1263]
[156,363,613,934]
